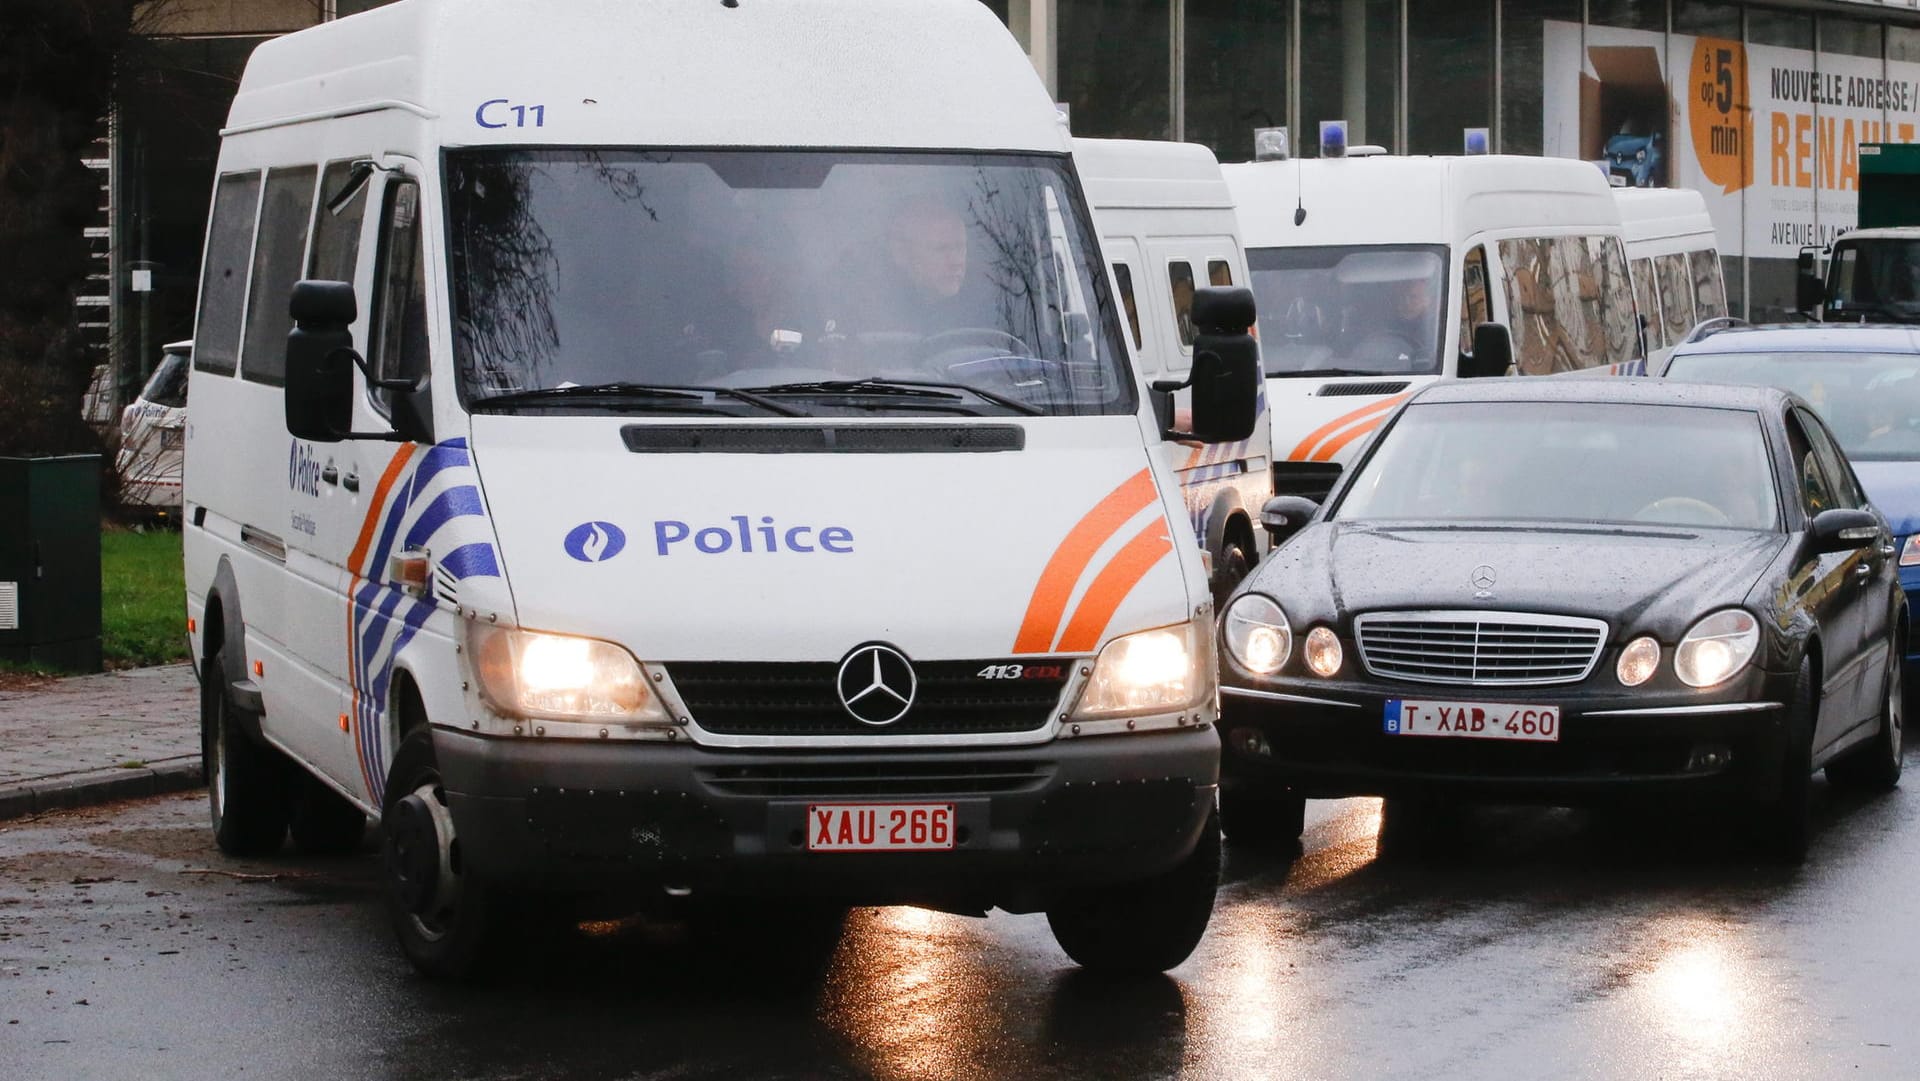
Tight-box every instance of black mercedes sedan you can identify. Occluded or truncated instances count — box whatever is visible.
[1219,379,1906,862]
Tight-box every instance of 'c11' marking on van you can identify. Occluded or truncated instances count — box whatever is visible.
[564,521,627,563]
[655,517,853,555]
[475,99,546,129]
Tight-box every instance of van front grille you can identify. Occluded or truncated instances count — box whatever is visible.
[670,659,1069,736]
[1272,461,1343,501]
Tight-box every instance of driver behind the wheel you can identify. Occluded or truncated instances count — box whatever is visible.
[1344,275,1437,370]
[855,194,974,337]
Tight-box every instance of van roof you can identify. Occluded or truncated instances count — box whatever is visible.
[1611,187,1716,246]
[1222,155,1618,249]
[225,0,1065,153]
[1072,138,1233,211]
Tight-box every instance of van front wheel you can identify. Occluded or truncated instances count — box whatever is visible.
[382,727,501,979]
[1045,810,1220,975]
[201,649,290,857]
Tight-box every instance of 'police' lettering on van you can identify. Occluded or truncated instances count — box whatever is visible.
[654,516,853,555]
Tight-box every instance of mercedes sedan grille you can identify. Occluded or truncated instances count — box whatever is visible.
[1354,611,1609,686]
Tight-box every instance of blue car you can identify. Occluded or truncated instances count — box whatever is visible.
[1660,322,1920,675]
[1605,130,1662,188]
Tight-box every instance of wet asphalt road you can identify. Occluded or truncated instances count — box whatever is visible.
[4,777,1919,1081]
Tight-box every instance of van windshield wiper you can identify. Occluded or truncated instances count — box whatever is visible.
[1268,367,1396,379]
[738,377,1044,416]
[469,381,803,416]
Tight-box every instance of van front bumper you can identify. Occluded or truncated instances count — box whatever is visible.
[433,726,1218,909]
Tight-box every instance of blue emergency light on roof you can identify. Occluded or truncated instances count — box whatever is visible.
[1464,127,1490,155]
[1319,120,1348,159]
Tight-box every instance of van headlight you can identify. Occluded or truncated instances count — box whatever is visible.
[1223,594,1291,675]
[1071,621,1211,719]
[469,625,666,722]
[1674,610,1760,689]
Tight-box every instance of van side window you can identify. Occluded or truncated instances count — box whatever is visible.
[1631,257,1662,349]
[1458,245,1489,356]
[1655,253,1694,344]
[309,159,370,284]
[1112,262,1143,350]
[370,180,429,404]
[239,165,317,386]
[1689,249,1727,320]
[1496,236,1636,375]
[1207,259,1233,287]
[193,172,262,376]
[1168,261,1196,347]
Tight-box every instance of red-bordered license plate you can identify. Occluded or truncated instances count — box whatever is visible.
[806,803,955,852]
[1384,699,1561,742]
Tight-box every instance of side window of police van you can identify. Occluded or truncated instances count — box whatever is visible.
[309,159,369,286]
[1690,249,1727,320]
[1112,262,1144,353]
[1458,245,1490,356]
[1785,412,1837,518]
[1207,259,1233,288]
[1168,261,1196,349]
[238,166,317,387]
[369,180,429,418]
[1655,253,1694,345]
[1495,237,1568,376]
[1631,257,1662,349]
[192,172,262,376]
[1800,409,1865,510]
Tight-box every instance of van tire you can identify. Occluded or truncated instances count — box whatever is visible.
[1218,781,1305,851]
[382,726,502,980]
[289,771,368,856]
[201,648,290,857]
[1046,809,1219,975]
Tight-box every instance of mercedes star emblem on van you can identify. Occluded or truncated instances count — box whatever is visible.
[836,644,918,726]
[1471,565,1498,593]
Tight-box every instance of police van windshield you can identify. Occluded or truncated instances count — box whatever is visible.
[1248,244,1447,377]
[445,149,1134,417]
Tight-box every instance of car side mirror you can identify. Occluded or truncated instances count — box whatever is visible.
[1260,494,1320,542]
[1459,322,1513,379]
[1164,286,1259,444]
[286,281,358,443]
[1810,507,1879,554]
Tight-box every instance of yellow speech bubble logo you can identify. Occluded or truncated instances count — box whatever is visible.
[1689,36,1753,194]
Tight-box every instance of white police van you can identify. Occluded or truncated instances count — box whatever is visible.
[181,0,1260,977]
[1076,138,1272,604]
[1224,142,1638,501]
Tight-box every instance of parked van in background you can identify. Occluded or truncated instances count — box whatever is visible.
[1076,137,1271,604]
[1614,187,1728,364]
[1223,153,1637,500]
[116,339,190,518]
[182,0,1260,979]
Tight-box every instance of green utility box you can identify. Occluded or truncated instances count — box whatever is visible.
[1857,143,1920,229]
[0,456,102,672]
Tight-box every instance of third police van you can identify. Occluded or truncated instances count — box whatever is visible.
[181,0,1261,978]
[1223,149,1639,500]
[1613,186,1730,365]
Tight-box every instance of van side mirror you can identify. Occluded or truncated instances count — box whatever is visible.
[1260,495,1320,542]
[1171,286,1259,444]
[1460,322,1513,379]
[1795,247,1826,319]
[286,281,358,442]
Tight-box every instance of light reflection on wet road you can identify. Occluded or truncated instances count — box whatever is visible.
[4,779,1917,1080]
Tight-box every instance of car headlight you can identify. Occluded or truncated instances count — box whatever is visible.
[1674,610,1760,688]
[1617,635,1660,687]
[1071,621,1211,719]
[1304,626,1343,677]
[469,625,665,723]
[1900,534,1920,567]
[1223,594,1291,675]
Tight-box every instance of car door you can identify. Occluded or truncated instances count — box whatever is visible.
[1800,407,1893,742]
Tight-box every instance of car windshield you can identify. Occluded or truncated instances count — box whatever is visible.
[1337,400,1779,530]
[444,148,1133,417]
[141,352,189,408]
[1665,350,1920,461]
[1247,244,1447,377]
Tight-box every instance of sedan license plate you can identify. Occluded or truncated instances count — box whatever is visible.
[1384,699,1560,742]
[806,803,955,852]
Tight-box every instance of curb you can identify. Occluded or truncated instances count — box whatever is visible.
[0,757,204,823]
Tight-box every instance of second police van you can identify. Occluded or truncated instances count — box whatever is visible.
[181,0,1262,977]
[1223,145,1641,500]
[1612,186,1730,365]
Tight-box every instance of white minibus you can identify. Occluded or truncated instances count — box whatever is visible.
[1613,186,1729,363]
[182,0,1261,978]
[1223,154,1638,500]
[1075,137,1272,603]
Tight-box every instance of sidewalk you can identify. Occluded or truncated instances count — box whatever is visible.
[0,663,202,821]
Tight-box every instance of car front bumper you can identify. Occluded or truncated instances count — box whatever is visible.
[1218,668,1791,804]
[433,725,1219,909]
